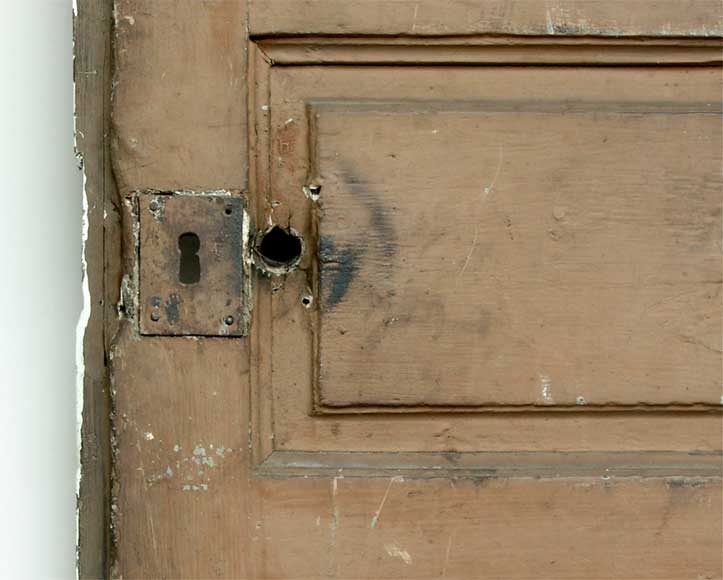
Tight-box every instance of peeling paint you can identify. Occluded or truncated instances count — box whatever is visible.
[73,11,92,568]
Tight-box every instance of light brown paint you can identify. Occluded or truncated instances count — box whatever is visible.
[94,2,723,578]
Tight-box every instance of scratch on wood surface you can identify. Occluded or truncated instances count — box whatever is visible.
[370,476,403,529]
[458,146,504,279]
[331,475,341,535]
[326,475,342,578]
[483,146,504,196]
[411,3,419,32]
[441,531,455,577]
[457,225,480,279]
[146,506,159,563]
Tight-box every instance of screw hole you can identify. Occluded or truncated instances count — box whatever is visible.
[256,226,303,271]
[301,296,312,307]
[224,206,233,215]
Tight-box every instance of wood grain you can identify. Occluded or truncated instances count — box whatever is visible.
[111,0,248,194]
[104,7,723,579]
[312,97,721,408]
[112,332,722,579]
[249,0,723,37]
[74,0,114,577]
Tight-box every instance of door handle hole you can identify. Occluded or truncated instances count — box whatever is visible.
[178,232,201,284]
[256,226,303,272]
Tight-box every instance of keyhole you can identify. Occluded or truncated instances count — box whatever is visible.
[178,232,201,284]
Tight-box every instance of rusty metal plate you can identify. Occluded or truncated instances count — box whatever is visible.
[139,193,246,336]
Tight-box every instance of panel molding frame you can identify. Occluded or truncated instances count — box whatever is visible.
[255,450,723,479]
[256,36,723,66]
[247,37,723,475]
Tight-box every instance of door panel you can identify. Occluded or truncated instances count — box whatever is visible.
[250,44,721,476]
[262,66,721,410]
[106,2,723,578]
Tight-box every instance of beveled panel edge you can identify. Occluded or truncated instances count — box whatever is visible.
[246,41,723,473]
[306,98,722,414]
[254,450,723,479]
[256,37,723,66]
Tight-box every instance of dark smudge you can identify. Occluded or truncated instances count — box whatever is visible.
[164,293,182,325]
[320,235,362,310]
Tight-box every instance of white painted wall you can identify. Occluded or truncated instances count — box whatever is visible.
[1,1,81,578]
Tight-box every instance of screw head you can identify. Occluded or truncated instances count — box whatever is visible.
[149,200,159,211]
[224,315,234,326]
[150,311,160,322]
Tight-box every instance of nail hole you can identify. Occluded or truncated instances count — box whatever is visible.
[257,226,303,270]
[178,232,201,285]
[301,296,312,307]
[303,184,322,200]
[224,206,233,215]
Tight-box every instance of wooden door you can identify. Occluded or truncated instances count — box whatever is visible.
[84,1,723,578]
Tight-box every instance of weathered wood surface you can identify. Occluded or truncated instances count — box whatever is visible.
[111,0,248,194]
[74,0,115,577]
[102,1,723,578]
[249,0,723,37]
[113,336,723,579]
[298,69,722,409]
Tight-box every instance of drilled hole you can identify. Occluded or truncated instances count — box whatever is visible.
[178,232,201,284]
[257,226,303,269]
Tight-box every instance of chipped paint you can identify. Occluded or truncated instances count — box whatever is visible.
[143,432,155,441]
[182,484,209,492]
[73,155,90,580]
[539,373,554,403]
[385,543,413,565]
[73,4,92,566]
[302,183,322,202]
[545,9,555,35]
[576,395,586,405]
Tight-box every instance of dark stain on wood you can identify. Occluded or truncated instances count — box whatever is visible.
[319,235,362,310]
